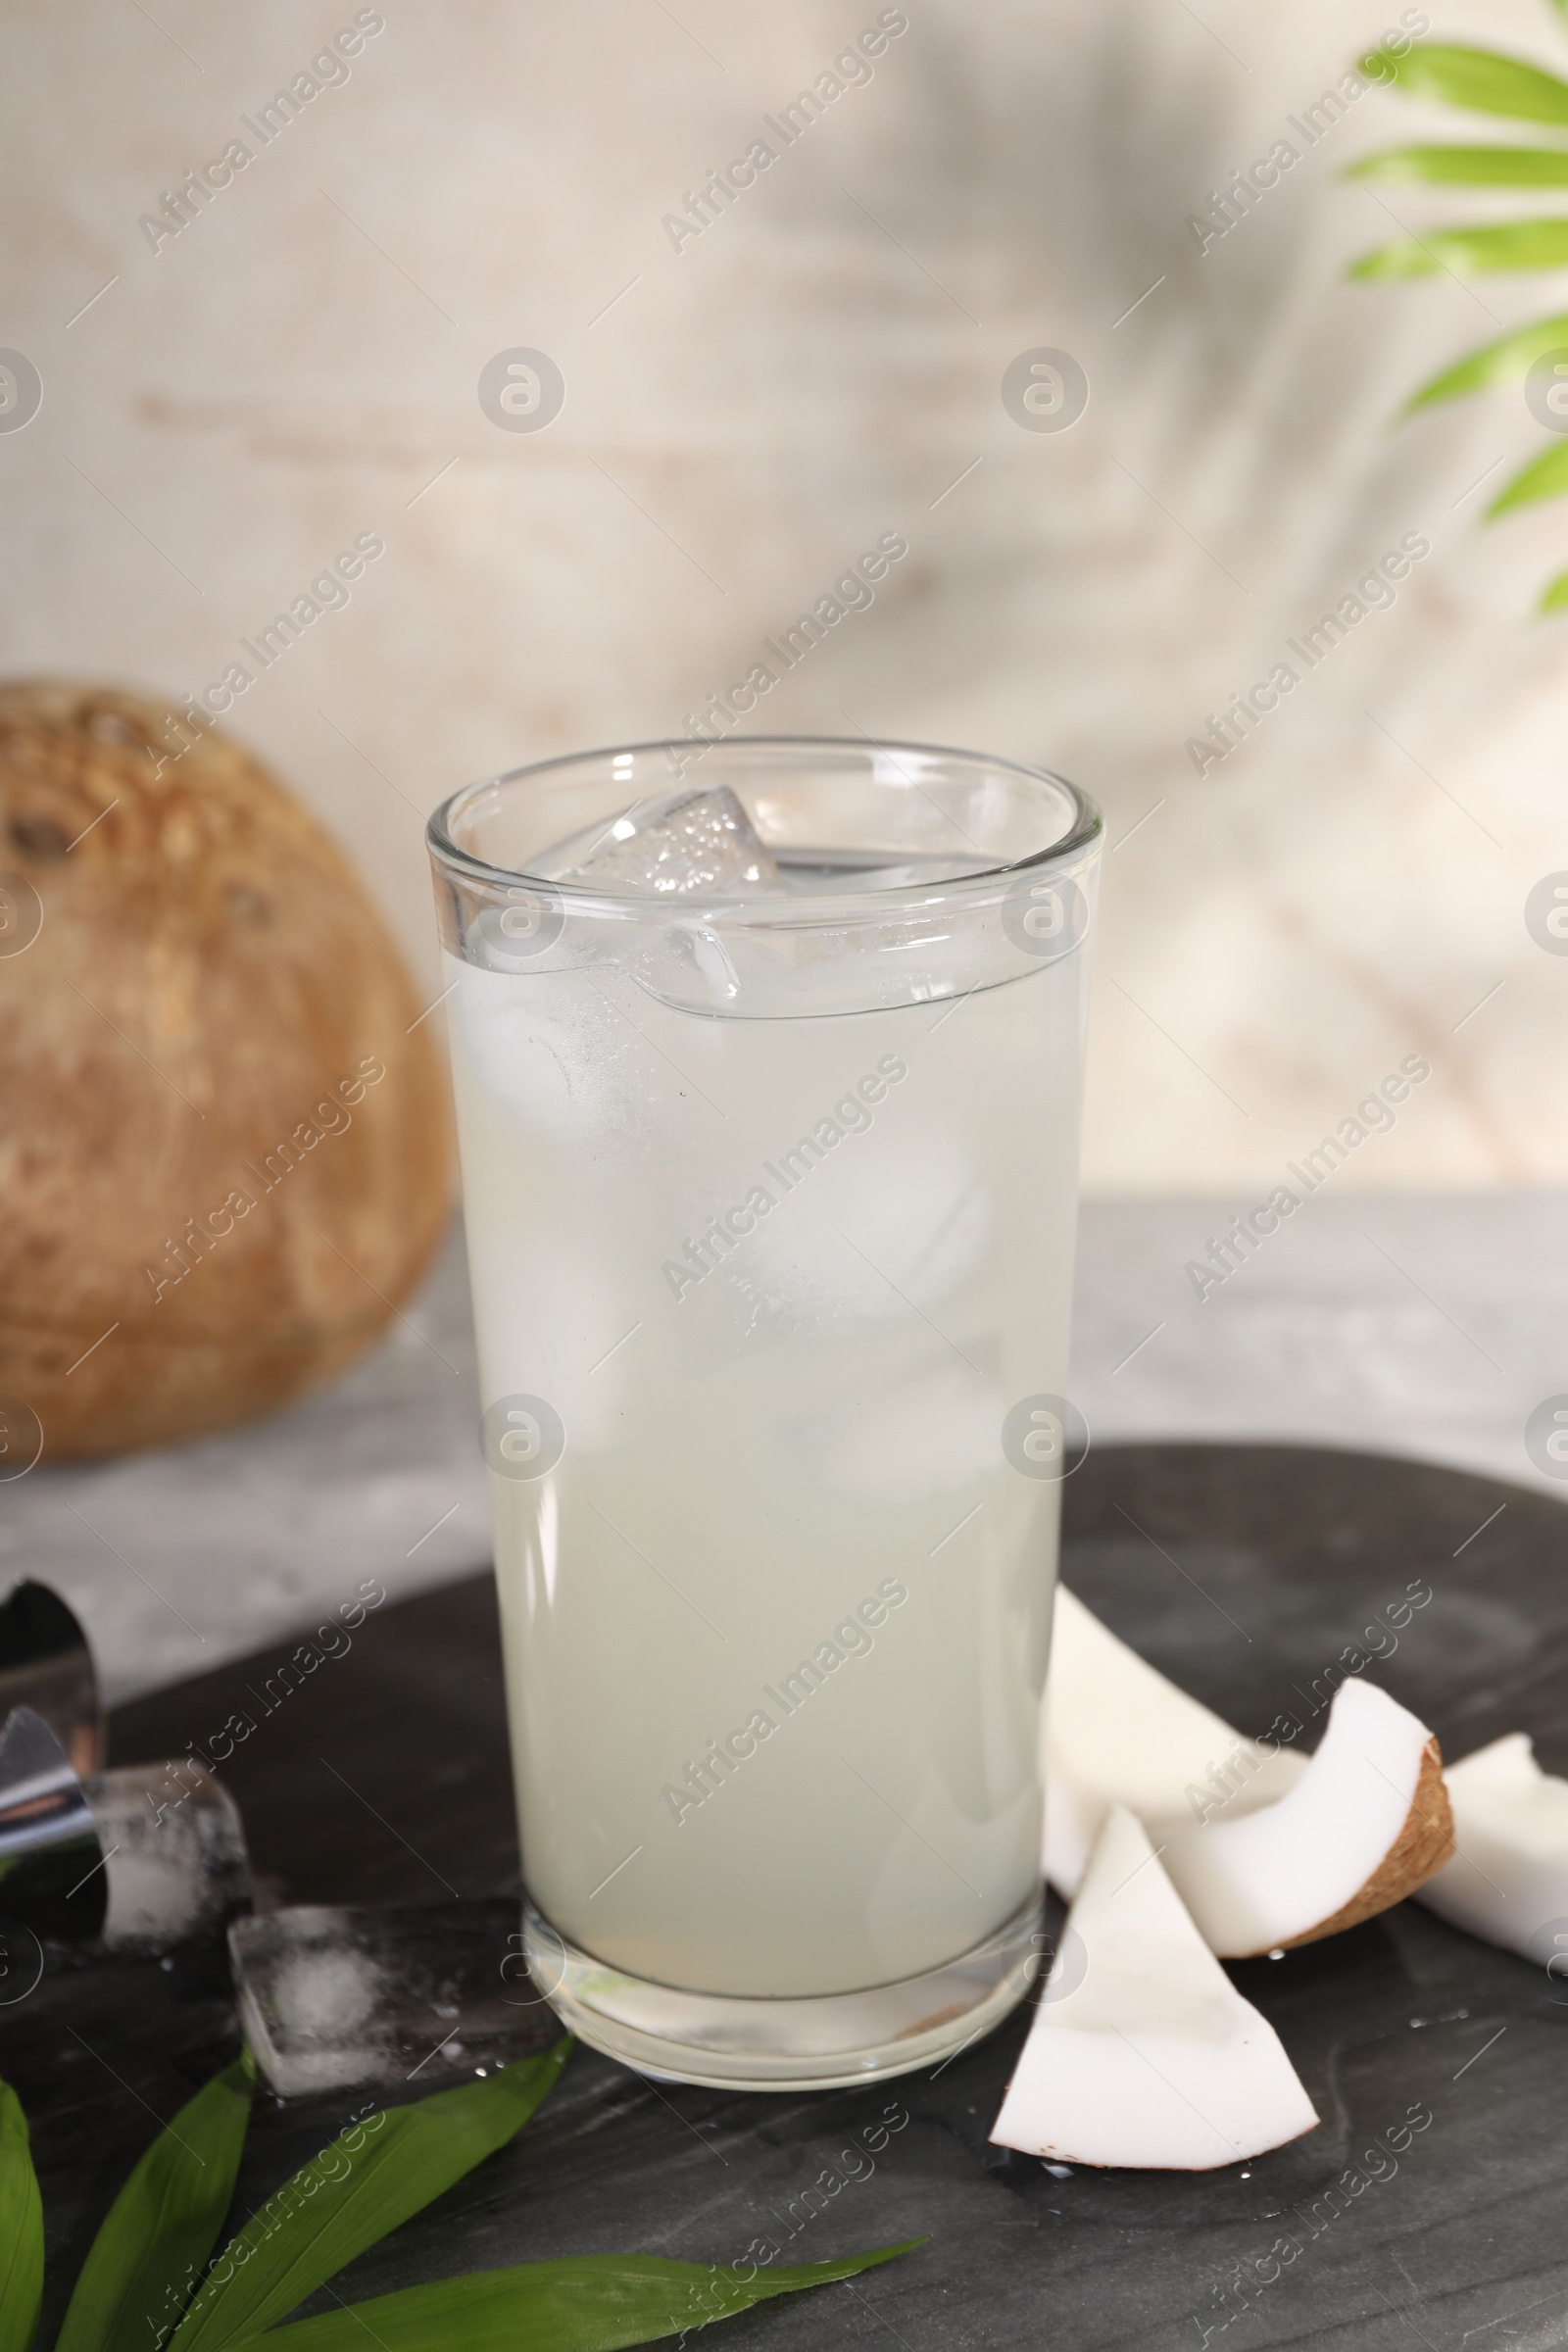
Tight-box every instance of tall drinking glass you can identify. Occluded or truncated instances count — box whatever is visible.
[427,737,1101,2087]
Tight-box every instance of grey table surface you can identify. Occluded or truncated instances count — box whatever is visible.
[11,1190,1565,1706]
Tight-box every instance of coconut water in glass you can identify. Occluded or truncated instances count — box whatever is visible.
[427,736,1101,2087]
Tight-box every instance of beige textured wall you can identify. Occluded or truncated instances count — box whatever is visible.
[4,0,1563,1192]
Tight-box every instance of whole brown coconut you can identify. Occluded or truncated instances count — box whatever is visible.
[0,680,454,1462]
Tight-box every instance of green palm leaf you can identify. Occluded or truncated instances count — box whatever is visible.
[1400,312,1568,411]
[258,2244,924,2352]
[0,2079,43,2352]
[1351,219,1568,275]
[1348,142,1568,185]
[56,2053,254,2352]
[1488,435,1568,514]
[1349,17,1568,607]
[172,2043,570,2352]
[1359,42,1568,125]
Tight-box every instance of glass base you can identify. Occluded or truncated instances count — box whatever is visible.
[522,1887,1043,2091]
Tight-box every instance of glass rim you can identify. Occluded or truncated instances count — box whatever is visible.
[426,732,1103,919]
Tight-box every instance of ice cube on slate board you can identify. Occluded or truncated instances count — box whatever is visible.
[84,1760,251,1950]
[549,785,779,897]
[230,1901,564,2096]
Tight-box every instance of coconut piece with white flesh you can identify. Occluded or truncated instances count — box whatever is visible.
[1043,1583,1306,1899]
[992,1805,1318,2170]
[1155,1677,1453,1956]
[1415,1733,1568,1962]
[1045,1586,1454,1957]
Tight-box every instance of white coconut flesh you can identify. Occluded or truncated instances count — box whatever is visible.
[991,1805,1319,2171]
[1416,1732,1568,1962]
[1043,1586,1304,1898]
[1155,1678,1450,1955]
[1045,1586,1454,1956]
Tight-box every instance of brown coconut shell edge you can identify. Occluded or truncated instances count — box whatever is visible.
[1276,1737,1455,1952]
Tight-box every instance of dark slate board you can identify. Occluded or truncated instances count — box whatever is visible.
[9,1443,1568,2352]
